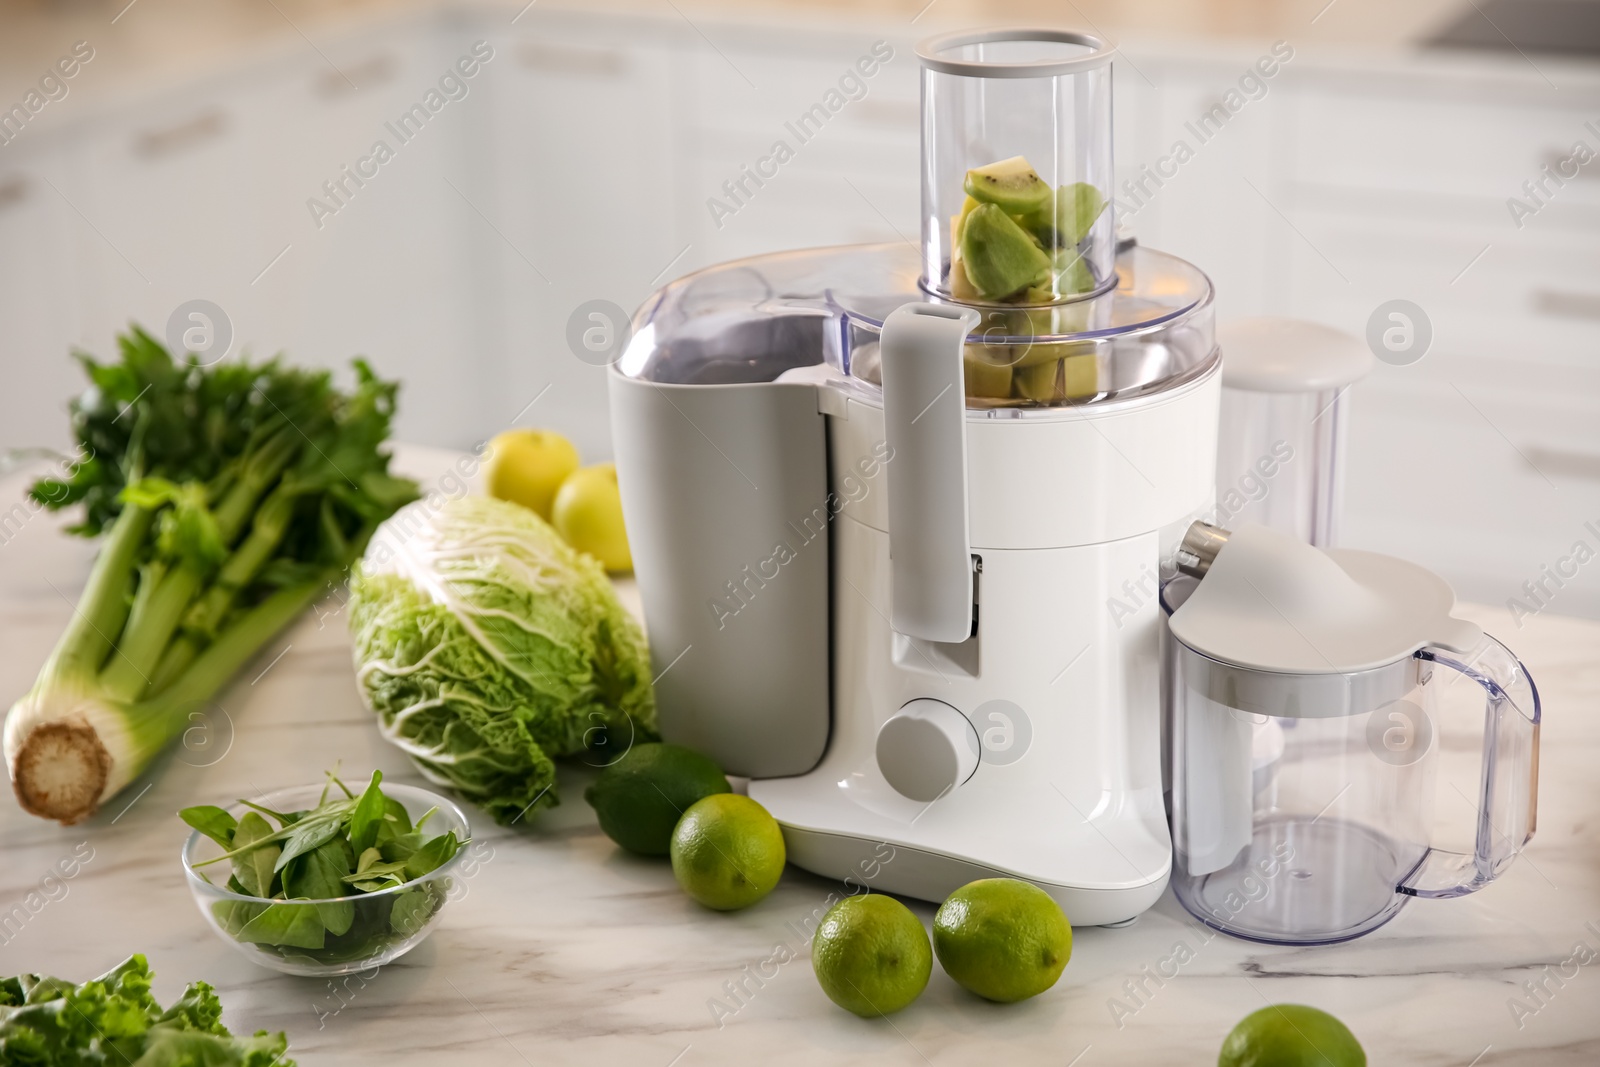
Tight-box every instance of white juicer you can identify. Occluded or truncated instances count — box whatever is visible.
[609,29,1220,925]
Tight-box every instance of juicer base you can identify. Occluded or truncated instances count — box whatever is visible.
[778,822,1169,928]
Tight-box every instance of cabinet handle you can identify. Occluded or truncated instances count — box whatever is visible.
[132,109,227,159]
[313,53,396,98]
[0,175,27,211]
[1533,288,1600,321]
[1525,446,1600,483]
[516,42,626,76]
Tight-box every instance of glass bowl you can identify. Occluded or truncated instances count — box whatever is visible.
[182,782,471,976]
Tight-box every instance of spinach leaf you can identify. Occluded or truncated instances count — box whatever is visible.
[382,796,412,834]
[404,831,463,880]
[287,838,356,936]
[186,770,465,967]
[273,811,343,873]
[390,888,436,937]
[343,848,411,893]
[230,812,280,898]
[178,805,237,848]
[347,770,386,854]
[379,828,422,864]
[238,798,297,826]
[211,899,263,937]
[235,902,326,950]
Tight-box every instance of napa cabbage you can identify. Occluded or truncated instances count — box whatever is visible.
[348,495,656,823]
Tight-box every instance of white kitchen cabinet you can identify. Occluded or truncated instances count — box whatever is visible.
[1,7,1596,614]
[0,136,90,453]
[235,13,490,449]
[1109,56,1161,225]
[1128,69,1288,323]
[1290,87,1600,205]
[680,25,919,270]
[480,12,682,462]
[58,67,275,377]
[53,13,489,450]
[689,137,917,263]
[1264,64,1600,614]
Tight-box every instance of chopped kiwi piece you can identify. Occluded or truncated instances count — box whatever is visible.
[949,195,984,276]
[1026,250,1096,302]
[1062,352,1098,398]
[1014,360,1062,402]
[1011,338,1078,369]
[1023,304,1093,338]
[1013,353,1098,402]
[1056,248,1096,294]
[963,346,1013,398]
[963,156,1051,215]
[954,195,981,243]
[960,203,1052,300]
[949,258,981,301]
[1021,182,1108,249]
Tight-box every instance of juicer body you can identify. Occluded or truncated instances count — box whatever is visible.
[752,375,1218,924]
[605,24,1232,924]
[609,292,1220,923]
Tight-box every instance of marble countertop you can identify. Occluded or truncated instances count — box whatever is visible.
[1,445,1598,1065]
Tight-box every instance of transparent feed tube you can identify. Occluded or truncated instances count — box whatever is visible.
[918,29,1115,305]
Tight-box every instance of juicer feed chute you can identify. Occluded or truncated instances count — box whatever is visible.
[919,29,1116,306]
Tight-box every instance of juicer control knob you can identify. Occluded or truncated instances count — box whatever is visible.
[876,699,980,803]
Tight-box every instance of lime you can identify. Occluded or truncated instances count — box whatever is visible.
[811,894,932,1017]
[932,878,1072,1003]
[1219,1004,1366,1067]
[669,794,785,910]
[585,743,731,856]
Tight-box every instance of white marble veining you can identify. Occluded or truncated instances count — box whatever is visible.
[1,446,1597,1065]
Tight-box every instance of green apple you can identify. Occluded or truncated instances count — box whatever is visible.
[553,463,632,573]
[484,428,580,521]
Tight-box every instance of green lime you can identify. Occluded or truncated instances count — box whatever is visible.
[932,878,1072,1003]
[811,894,932,1017]
[584,743,731,856]
[669,794,786,910]
[1219,1004,1366,1067]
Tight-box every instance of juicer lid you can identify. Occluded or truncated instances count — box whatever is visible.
[1218,317,1375,394]
[1168,523,1483,675]
[615,243,1218,412]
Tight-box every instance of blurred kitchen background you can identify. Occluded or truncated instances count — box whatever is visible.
[1,0,1598,616]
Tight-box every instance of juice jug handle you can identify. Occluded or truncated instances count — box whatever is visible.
[1398,635,1541,899]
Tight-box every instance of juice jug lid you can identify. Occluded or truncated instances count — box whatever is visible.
[1168,523,1483,675]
